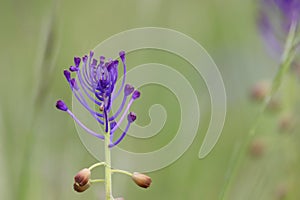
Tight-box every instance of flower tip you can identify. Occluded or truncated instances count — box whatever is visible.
[56,100,68,111]
[90,51,94,57]
[127,112,137,123]
[119,51,125,60]
[74,57,81,67]
[132,90,140,100]
[82,55,88,63]
[124,84,134,96]
[69,66,79,72]
[63,70,71,82]
[132,172,152,188]
[70,78,79,90]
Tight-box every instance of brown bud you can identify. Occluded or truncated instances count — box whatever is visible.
[250,81,270,101]
[73,181,91,193]
[132,172,152,188]
[73,168,91,193]
[249,139,265,158]
[74,168,91,186]
[99,105,104,112]
[278,114,295,133]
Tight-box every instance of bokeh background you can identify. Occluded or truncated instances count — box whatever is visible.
[1,0,299,199]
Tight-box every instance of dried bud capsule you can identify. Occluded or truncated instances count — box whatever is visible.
[132,172,152,188]
[73,168,91,192]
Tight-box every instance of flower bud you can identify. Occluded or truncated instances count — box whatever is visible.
[250,81,270,101]
[249,139,265,158]
[73,168,91,192]
[73,182,91,193]
[56,100,68,111]
[132,172,152,188]
[132,90,140,100]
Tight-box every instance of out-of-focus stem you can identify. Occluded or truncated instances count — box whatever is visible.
[220,21,297,200]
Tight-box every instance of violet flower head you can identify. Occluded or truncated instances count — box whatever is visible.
[56,50,140,147]
[258,0,300,54]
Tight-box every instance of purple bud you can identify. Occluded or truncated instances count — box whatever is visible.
[90,51,94,58]
[127,112,136,123]
[124,84,134,96]
[69,66,79,72]
[82,55,88,63]
[110,121,117,129]
[64,70,71,82]
[70,78,79,90]
[56,100,68,111]
[91,59,97,68]
[74,57,81,67]
[100,56,105,65]
[119,51,125,61]
[132,90,140,100]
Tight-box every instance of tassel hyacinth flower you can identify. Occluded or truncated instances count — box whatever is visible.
[56,50,140,147]
[55,50,151,199]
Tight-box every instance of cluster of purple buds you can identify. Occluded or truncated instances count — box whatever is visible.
[258,0,300,54]
[56,50,140,148]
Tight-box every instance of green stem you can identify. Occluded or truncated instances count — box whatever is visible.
[220,21,297,200]
[89,162,106,171]
[111,169,133,177]
[90,179,105,183]
[104,123,112,200]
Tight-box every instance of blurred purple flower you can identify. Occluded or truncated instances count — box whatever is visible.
[258,0,300,55]
[56,51,140,147]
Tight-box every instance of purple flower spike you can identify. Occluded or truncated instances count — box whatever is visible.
[132,90,140,100]
[124,84,134,96]
[56,100,68,111]
[56,50,140,147]
[64,70,71,82]
[127,112,137,123]
[74,57,81,67]
[258,0,300,56]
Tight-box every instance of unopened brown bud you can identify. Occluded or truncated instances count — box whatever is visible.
[278,114,295,133]
[250,81,270,101]
[74,168,91,186]
[249,139,265,158]
[73,181,91,193]
[73,168,91,192]
[132,172,152,188]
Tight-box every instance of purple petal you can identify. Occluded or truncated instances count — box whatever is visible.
[132,90,140,100]
[74,57,81,67]
[56,100,68,111]
[127,112,137,123]
[64,70,71,82]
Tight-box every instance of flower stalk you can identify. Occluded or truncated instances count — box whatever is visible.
[221,13,298,200]
[104,123,112,200]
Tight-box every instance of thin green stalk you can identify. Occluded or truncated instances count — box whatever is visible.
[104,123,112,200]
[111,169,133,177]
[90,179,105,183]
[220,21,298,200]
[89,162,106,170]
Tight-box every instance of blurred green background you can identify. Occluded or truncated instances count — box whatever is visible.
[1,0,300,199]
